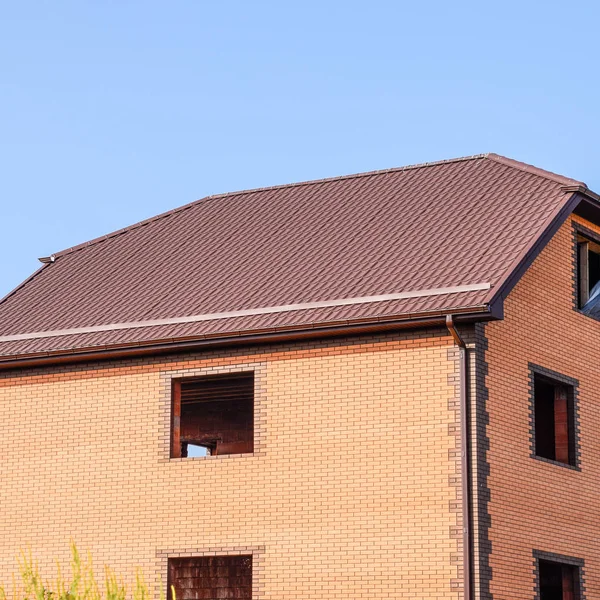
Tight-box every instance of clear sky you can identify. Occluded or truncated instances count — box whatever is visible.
[1,1,599,299]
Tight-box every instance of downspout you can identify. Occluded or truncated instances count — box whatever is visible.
[446,315,472,600]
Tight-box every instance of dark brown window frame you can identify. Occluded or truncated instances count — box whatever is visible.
[533,550,585,600]
[573,224,600,317]
[170,371,255,459]
[529,364,580,471]
[167,555,252,600]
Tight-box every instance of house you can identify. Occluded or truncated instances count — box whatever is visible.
[0,153,599,599]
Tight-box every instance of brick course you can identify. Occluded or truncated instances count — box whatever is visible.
[4,213,595,598]
[0,330,463,599]
[482,214,600,599]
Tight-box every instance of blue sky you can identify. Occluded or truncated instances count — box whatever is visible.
[1,1,599,298]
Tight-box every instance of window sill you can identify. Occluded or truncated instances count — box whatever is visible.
[169,452,256,462]
[531,454,580,472]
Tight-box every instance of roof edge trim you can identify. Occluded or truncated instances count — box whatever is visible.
[0,282,491,343]
[486,154,585,187]
[47,155,492,260]
[561,184,600,204]
[0,305,495,371]
[0,263,50,308]
[35,154,583,264]
[485,190,584,306]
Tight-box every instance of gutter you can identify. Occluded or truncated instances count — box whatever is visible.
[446,315,473,600]
[0,306,496,371]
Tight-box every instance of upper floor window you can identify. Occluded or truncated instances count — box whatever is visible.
[577,233,600,314]
[171,372,254,458]
[538,558,581,600]
[533,373,575,467]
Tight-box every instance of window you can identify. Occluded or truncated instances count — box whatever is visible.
[577,233,600,314]
[539,559,581,600]
[534,374,575,466]
[171,372,254,458]
[168,556,252,600]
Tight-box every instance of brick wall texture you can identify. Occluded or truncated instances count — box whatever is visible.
[3,211,597,598]
[0,329,464,599]
[482,214,600,599]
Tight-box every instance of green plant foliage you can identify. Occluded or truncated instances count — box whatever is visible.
[0,545,171,600]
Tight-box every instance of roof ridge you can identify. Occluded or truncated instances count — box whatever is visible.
[206,154,489,199]
[485,153,586,188]
[39,153,580,264]
[48,154,489,261]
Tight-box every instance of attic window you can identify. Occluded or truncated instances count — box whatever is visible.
[171,372,254,458]
[577,233,600,313]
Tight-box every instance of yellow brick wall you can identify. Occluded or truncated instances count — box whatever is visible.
[484,214,600,598]
[0,331,463,599]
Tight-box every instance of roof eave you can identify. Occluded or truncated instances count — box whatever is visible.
[571,186,600,227]
[0,305,496,371]
[562,184,600,204]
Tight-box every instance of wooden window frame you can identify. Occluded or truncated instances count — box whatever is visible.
[534,550,585,600]
[529,364,580,471]
[171,379,182,458]
[167,555,252,600]
[170,372,255,459]
[575,228,600,310]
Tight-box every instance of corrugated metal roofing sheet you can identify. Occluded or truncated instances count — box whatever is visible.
[0,153,585,360]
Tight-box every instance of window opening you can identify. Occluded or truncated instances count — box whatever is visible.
[534,374,575,466]
[171,372,254,458]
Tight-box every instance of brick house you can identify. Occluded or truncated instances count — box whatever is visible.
[0,153,599,599]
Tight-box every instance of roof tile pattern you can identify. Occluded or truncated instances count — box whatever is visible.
[0,154,583,359]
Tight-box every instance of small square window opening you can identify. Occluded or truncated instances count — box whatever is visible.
[171,372,254,458]
[168,556,252,600]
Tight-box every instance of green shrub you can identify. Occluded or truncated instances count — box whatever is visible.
[0,544,168,600]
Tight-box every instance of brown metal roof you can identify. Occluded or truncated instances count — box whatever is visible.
[0,153,590,363]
